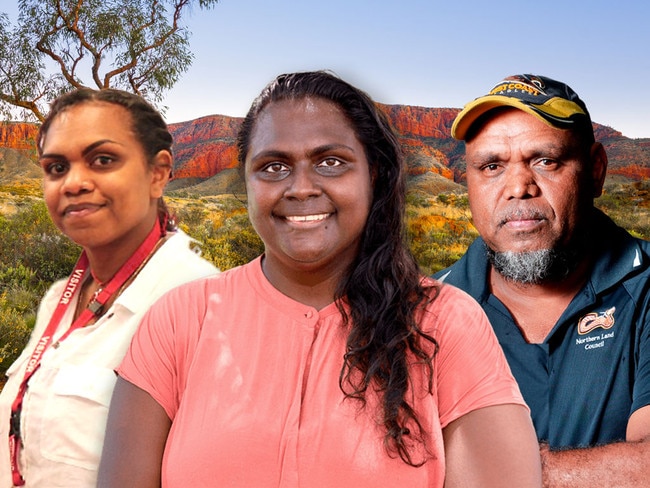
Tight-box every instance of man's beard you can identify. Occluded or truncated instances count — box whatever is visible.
[485,245,580,285]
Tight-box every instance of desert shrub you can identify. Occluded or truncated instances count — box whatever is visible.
[406,191,431,208]
[1,283,40,316]
[435,192,469,209]
[0,263,38,292]
[176,204,209,232]
[406,209,478,275]
[410,240,465,275]
[0,202,81,378]
[201,213,264,270]
[454,194,470,209]
[0,296,35,374]
[173,195,264,271]
[596,184,650,240]
[0,201,80,284]
[408,229,478,275]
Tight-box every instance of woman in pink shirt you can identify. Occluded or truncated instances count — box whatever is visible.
[99,71,542,487]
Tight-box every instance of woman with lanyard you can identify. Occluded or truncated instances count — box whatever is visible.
[99,71,541,487]
[0,88,217,487]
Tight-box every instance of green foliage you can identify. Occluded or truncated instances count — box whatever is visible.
[176,204,208,231]
[0,264,37,296]
[0,304,34,372]
[176,197,264,271]
[0,201,80,285]
[407,219,478,275]
[1,182,648,379]
[208,214,264,270]
[405,191,432,208]
[436,192,469,209]
[0,184,40,197]
[0,0,220,121]
[0,201,80,375]
[596,180,650,239]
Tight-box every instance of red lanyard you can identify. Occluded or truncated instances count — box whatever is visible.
[8,221,164,486]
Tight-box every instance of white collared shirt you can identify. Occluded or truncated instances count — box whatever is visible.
[0,231,217,487]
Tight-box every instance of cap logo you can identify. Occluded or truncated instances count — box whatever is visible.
[577,306,616,335]
[489,81,541,97]
[488,74,549,98]
[450,73,592,140]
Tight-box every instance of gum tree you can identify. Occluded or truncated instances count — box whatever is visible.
[0,0,218,122]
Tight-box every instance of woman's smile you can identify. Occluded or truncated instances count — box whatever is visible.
[245,97,373,278]
[283,213,332,224]
[62,202,105,219]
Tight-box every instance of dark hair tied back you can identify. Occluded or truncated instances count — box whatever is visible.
[38,88,176,232]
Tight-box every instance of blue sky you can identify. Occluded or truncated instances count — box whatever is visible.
[5,0,650,138]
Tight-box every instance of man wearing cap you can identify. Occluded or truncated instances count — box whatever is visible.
[435,74,650,486]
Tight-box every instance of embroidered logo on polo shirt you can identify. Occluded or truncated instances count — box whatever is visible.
[577,306,616,335]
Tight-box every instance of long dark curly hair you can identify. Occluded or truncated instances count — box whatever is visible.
[237,71,439,466]
[37,87,176,232]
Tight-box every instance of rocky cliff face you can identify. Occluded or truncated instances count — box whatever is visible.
[169,115,242,180]
[0,123,39,150]
[170,114,241,145]
[380,104,458,139]
[2,105,649,192]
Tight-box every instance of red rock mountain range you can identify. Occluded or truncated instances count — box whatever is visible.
[2,104,649,190]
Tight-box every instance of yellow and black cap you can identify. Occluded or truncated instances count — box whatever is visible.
[451,74,593,140]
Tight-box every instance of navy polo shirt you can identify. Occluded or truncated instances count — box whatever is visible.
[434,211,650,449]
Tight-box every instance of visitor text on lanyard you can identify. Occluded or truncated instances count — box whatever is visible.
[8,221,163,486]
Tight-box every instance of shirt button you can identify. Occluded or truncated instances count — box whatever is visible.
[305,310,314,319]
